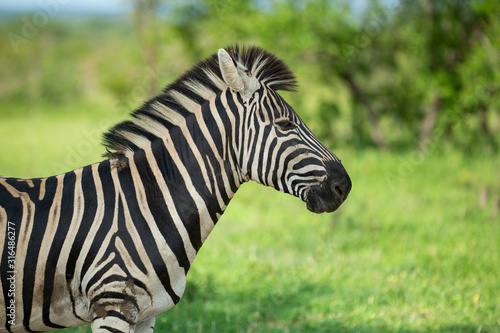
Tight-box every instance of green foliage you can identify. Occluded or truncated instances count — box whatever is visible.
[1,0,499,150]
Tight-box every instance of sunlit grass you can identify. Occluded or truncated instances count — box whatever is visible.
[0,100,127,178]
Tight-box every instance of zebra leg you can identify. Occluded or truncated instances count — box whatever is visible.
[90,316,155,333]
[91,315,133,333]
[134,317,155,333]
[90,300,139,333]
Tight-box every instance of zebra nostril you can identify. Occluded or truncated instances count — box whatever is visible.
[331,183,345,202]
[325,160,352,203]
[330,177,351,202]
[333,185,343,198]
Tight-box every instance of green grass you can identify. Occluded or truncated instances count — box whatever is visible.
[0,100,128,178]
[1,106,499,332]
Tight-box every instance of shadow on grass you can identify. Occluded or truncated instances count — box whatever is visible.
[153,280,492,333]
[57,274,498,333]
[157,307,486,333]
[58,320,492,333]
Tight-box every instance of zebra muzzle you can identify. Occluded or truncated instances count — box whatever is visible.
[305,164,351,214]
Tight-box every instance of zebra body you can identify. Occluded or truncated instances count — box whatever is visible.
[0,46,351,332]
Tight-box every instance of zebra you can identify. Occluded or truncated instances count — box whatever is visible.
[0,45,351,332]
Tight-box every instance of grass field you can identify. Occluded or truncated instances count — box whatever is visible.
[1,103,499,333]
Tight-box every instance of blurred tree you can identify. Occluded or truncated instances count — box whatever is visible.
[1,0,498,150]
[158,0,500,150]
[396,0,497,150]
[456,0,500,151]
[132,0,162,97]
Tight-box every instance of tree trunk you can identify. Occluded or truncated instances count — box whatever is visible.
[340,71,388,149]
[133,0,160,98]
[478,106,498,151]
[419,94,442,151]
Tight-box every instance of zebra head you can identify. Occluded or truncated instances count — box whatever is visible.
[218,47,351,213]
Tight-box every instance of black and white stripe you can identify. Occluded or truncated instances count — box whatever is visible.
[0,45,351,333]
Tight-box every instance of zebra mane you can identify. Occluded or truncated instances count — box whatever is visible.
[103,45,298,156]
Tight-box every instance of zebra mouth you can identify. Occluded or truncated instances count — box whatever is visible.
[304,177,351,214]
[305,187,342,213]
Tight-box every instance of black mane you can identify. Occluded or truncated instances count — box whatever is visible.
[103,45,298,156]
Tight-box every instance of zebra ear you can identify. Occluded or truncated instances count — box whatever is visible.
[218,49,246,92]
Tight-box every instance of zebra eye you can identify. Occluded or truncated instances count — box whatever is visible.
[275,119,295,131]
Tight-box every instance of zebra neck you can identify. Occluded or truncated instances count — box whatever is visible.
[124,117,242,259]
